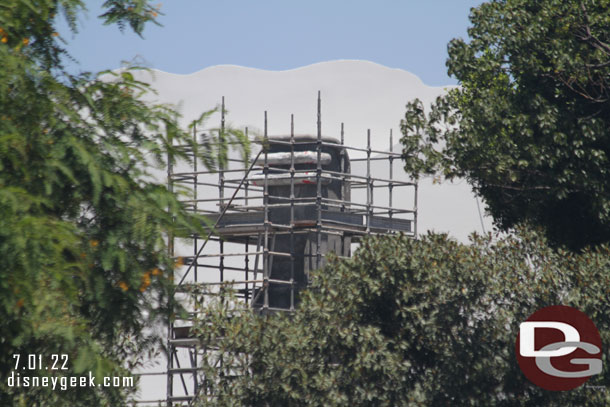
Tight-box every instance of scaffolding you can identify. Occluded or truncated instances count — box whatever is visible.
[151,94,418,406]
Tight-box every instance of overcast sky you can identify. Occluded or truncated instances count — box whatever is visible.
[58,1,481,86]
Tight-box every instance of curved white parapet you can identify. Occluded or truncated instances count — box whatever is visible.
[132,60,492,242]
[254,151,332,166]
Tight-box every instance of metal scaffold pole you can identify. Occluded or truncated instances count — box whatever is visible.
[263,111,270,311]
[244,126,250,305]
[289,115,296,311]
[166,122,174,407]
[316,91,322,270]
[220,97,225,285]
[389,129,393,221]
[366,129,371,235]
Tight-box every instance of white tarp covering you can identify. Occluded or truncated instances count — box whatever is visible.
[254,151,332,166]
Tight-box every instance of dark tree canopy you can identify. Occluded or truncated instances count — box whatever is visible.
[400,0,610,250]
[194,231,610,406]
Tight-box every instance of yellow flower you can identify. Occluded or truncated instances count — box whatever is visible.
[52,32,59,37]
[140,272,151,292]
[90,240,99,247]
[118,281,129,292]
[22,38,29,45]
[174,257,184,267]
[151,268,162,276]
[1,37,7,44]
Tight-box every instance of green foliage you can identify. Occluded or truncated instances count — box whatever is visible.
[400,0,610,250]
[0,1,248,405]
[194,230,610,406]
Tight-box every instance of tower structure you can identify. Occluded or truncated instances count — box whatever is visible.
[158,94,417,405]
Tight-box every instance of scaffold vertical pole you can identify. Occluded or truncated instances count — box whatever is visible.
[219,98,226,284]
[389,129,393,222]
[192,122,198,395]
[340,123,346,260]
[366,130,371,235]
[290,115,296,311]
[244,127,250,304]
[414,183,418,238]
[340,123,346,213]
[316,92,322,270]
[193,124,198,282]
[263,111,270,311]
[166,121,174,407]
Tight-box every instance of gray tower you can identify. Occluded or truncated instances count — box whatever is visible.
[250,135,351,309]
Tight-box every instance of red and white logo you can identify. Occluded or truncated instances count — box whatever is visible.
[515,305,602,391]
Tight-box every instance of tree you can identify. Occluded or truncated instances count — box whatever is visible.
[193,230,610,406]
[400,0,610,250]
[0,1,246,405]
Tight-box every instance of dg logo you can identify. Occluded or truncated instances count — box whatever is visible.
[516,305,603,391]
